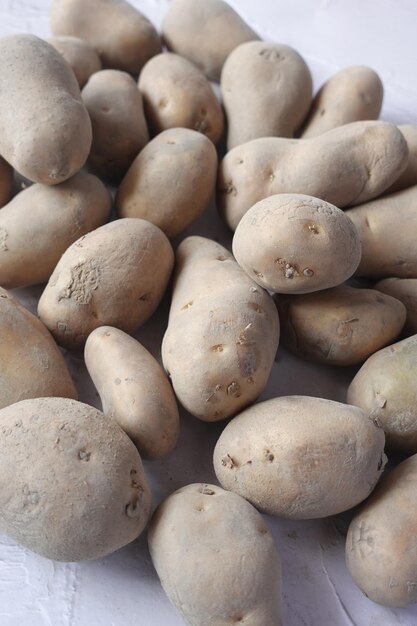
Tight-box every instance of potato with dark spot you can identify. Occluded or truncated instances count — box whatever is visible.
[374,277,417,335]
[48,36,102,87]
[387,125,417,193]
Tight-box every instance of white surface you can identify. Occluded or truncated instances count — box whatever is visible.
[0,1,417,625]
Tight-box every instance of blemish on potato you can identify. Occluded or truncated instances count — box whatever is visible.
[0,226,8,251]
[114,378,121,385]
[211,344,224,352]
[78,450,91,462]
[59,259,100,305]
[198,485,215,495]
[181,300,193,310]
[227,381,241,397]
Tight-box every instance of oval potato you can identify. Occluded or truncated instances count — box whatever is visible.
[374,277,417,335]
[48,35,102,88]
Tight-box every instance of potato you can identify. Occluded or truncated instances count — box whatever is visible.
[387,125,417,193]
[214,396,386,519]
[85,326,179,460]
[0,34,92,185]
[276,286,406,366]
[82,70,149,182]
[222,41,312,149]
[50,0,161,75]
[162,0,259,81]
[0,397,151,561]
[116,128,217,238]
[0,171,111,289]
[0,157,13,208]
[301,66,383,138]
[47,35,102,88]
[149,483,282,626]
[346,454,417,608]
[139,53,224,145]
[161,236,279,421]
[374,277,417,335]
[38,218,174,350]
[218,120,408,231]
[233,194,361,294]
[0,288,77,409]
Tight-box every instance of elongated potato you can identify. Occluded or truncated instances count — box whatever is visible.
[0,171,111,289]
[218,121,408,230]
[116,128,217,238]
[0,34,92,185]
[38,218,174,350]
[0,397,151,561]
[214,396,386,519]
[387,125,417,193]
[149,484,282,626]
[0,157,13,208]
[48,36,102,87]
[85,327,179,459]
[346,454,417,608]
[162,236,279,421]
[374,277,417,335]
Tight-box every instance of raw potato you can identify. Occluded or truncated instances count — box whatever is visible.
[82,70,149,182]
[116,128,217,238]
[139,53,224,144]
[149,483,282,626]
[301,66,383,138]
[50,0,161,75]
[162,0,259,81]
[0,34,92,185]
[0,288,77,409]
[48,36,102,87]
[218,120,408,231]
[222,41,313,149]
[374,277,417,335]
[38,218,174,350]
[85,326,180,460]
[233,194,361,294]
[387,125,417,193]
[0,397,151,561]
[0,171,111,288]
[0,157,13,208]
[214,396,386,519]
[346,454,417,608]
[276,286,406,366]
[161,236,279,421]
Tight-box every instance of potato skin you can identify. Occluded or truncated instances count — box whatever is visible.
[374,277,417,335]
[148,483,282,626]
[161,236,279,421]
[0,171,111,289]
[47,35,102,87]
[387,125,417,193]
[0,34,92,185]
[214,396,386,519]
[346,454,417,608]
[116,128,217,238]
[85,326,179,460]
[233,194,361,294]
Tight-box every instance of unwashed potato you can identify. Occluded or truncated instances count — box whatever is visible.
[346,454,417,608]
[161,236,279,421]
[162,0,259,81]
[374,277,417,335]
[116,128,217,238]
[218,120,408,230]
[85,326,180,460]
[233,194,361,294]
[0,157,13,208]
[0,171,111,288]
[214,396,386,519]
[149,483,282,626]
[301,66,383,138]
[387,125,417,193]
[50,0,161,75]
[139,53,224,144]
[0,288,77,409]
[0,397,151,561]
[38,218,174,350]
[48,35,102,88]
[222,41,312,149]
[82,70,149,182]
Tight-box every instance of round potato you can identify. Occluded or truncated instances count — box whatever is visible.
[387,125,417,193]
[374,277,417,335]
[48,35,102,87]
[0,157,13,208]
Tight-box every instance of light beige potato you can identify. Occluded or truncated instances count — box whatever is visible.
[346,454,417,607]
[301,66,383,138]
[82,70,149,182]
[85,327,179,459]
[0,397,151,561]
[0,288,77,409]
[162,0,259,81]
[47,36,102,87]
[218,120,408,230]
[162,236,279,421]
[38,218,174,350]
[214,396,386,519]
[222,41,313,149]
[233,194,361,294]
[374,277,417,335]
[139,53,224,144]
[0,34,92,185]
[116,128,217,238]
[276,286,406,366]
[387,125,417,193]
[149,483,282,626]
[0,171,111,288]
[50,0,161,75]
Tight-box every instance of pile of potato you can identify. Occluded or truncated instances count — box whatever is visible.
[0,0,416,623]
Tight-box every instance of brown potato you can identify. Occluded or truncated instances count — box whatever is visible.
[387,125,417,193]
[47,35,102,88]
[374,277,417,335]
